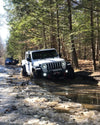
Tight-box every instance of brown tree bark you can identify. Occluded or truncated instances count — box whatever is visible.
[67,0,79,68]
[90,0,96,71]
[50,0,57,49]
[56,0,60,55]
[97,12,100,66]
[42,23,47,49]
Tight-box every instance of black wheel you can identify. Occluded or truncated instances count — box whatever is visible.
[22,65,27,76]
[31,70,37,79]
[32,70,41,79]
[33,71,37,78]
[67,67,75,79]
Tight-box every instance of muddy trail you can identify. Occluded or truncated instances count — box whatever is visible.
[0,65,100,125]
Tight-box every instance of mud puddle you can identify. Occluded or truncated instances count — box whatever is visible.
[33,77,100,111]
[52,85,100,111]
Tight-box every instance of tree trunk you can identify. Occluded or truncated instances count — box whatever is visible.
[50,0,57,49]
[42,23,47,49]
[62,41,67,60]
[97,12,100,66]
[84,45,86,60]
[67,0,79,68]
[90,0,96,71]
[56,0,60,55]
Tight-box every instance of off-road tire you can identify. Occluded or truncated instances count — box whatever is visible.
[22,65,27,76]
[67,67,75,79]
[32,70,41,79]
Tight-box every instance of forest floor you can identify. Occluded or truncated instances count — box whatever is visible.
[0,60,100,125]
[76,60,100,84]
[78,59,100,72]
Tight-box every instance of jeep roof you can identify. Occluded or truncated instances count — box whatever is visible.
[25,48,56,54]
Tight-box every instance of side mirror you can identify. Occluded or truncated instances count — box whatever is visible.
[27,58,31,62]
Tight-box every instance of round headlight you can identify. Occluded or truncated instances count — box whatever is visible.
[62,61,66,69]
[42,64,47,69]
[42,64,47,72]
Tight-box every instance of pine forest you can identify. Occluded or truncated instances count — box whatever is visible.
[4,0,100,70]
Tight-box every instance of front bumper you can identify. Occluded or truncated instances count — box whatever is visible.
[34,67,68,78]
[42,69,68,78]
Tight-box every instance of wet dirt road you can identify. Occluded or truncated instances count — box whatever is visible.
[0,65,100,125]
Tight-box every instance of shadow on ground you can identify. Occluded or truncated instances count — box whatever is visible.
[47,71,98,85]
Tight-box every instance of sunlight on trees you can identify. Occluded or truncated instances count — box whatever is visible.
[4,0,100,70]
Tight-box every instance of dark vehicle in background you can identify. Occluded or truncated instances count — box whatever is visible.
[5,58,19,65]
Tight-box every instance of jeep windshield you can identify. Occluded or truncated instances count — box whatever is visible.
[32,50,58,59]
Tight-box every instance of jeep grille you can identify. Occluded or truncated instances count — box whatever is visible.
[46,62,62,71]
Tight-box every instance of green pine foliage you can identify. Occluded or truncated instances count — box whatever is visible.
[4,0,100,69]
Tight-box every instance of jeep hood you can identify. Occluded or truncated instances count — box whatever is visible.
[33,58,65,67]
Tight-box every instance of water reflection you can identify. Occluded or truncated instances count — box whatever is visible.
[33,78,100,111]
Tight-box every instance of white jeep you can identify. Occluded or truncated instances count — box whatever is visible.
[21,48,74,78]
